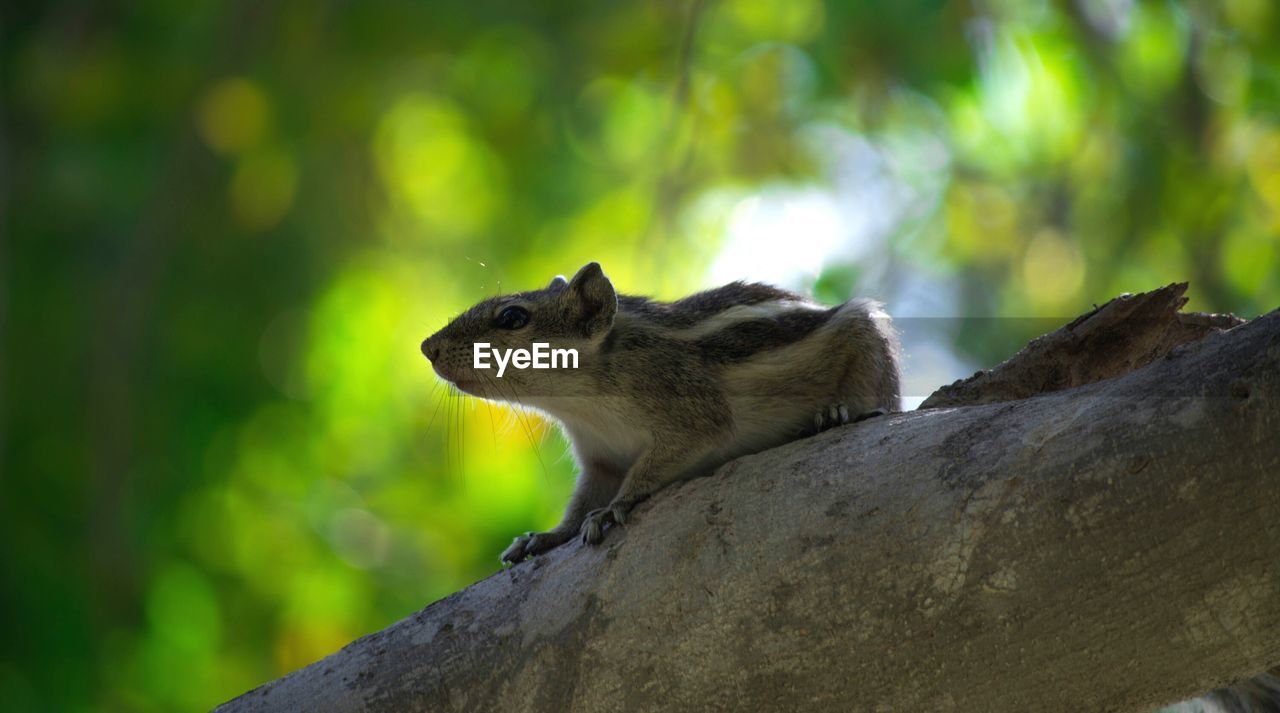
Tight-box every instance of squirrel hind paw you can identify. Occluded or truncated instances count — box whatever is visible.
[851,407,888,423]
[806,403,850,436]
[804,404,888,437]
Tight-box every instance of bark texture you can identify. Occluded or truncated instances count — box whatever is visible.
[218,296,1280,713]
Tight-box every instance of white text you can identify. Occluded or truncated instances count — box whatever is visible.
[473,342,579,377]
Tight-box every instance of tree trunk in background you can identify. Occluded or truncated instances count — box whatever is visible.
[217,287,1280,713]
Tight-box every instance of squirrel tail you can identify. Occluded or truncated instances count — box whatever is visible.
[1166,670,1280,713]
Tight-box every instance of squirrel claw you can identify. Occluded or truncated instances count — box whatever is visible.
[808,403,850,435]
[501,530,572,565]
[501,535,530,564]
[805,404,887,436]
[580,501,635,545]
[581,514,605,545]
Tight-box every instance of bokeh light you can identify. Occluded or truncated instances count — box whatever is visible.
[198,78,272,156]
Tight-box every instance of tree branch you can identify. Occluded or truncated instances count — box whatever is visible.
[218,293,1280,713]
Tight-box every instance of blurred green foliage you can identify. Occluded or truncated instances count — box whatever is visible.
[2,0,1278,710]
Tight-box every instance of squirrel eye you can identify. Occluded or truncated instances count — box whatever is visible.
[495,305,530,330]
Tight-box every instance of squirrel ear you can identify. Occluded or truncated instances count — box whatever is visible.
[567,262,617,334]
[547,275,568,291]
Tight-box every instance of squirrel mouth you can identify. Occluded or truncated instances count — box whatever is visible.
[432,364,483,394]
[431,362,458,381]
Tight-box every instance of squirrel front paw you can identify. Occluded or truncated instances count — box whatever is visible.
[580,501,635,545]
[501,530,574,564]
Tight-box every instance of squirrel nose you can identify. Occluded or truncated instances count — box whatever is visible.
[421,339,439,362]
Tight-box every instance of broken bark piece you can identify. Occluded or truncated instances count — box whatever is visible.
[919,283,1244,410]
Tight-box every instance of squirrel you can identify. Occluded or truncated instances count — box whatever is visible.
[420,262,901,564]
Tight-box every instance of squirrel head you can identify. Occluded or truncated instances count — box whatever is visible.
[420,262,617,398]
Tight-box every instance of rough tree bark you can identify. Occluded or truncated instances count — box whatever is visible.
[218,286,1280,713]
